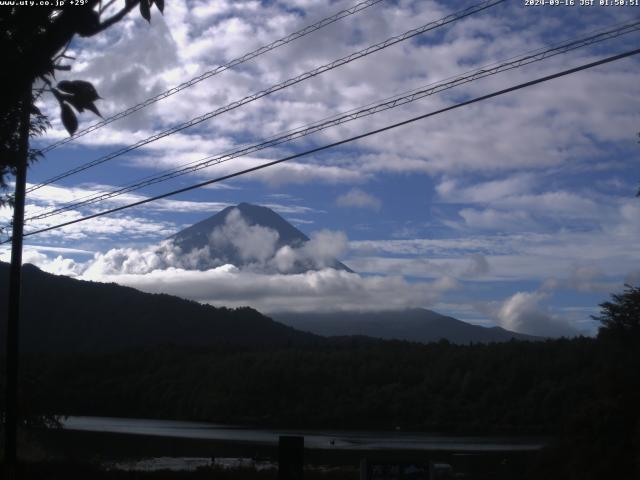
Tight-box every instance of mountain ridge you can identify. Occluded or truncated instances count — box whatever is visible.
[273,308,540,343]
[170,202,353,273]
[0,262,320,353]
[0,262,538,352]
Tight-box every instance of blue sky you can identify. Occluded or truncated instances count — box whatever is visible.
[1,0,639,336]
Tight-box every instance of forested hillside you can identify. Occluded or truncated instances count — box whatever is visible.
[0,263,320,352]
[16,337,628,434]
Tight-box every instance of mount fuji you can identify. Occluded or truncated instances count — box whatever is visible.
[169,202,353,273]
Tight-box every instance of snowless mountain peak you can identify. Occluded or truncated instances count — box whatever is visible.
[170,203,353,273]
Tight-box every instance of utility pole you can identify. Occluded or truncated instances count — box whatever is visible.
[4,87,31,473]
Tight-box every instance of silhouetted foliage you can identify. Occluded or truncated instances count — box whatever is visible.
[594,284,640,342]
[2,263,638,477]
[529,285,640,479]
[0,460,358,480]
[15,333,638,479]
[0,263,320,353]
[0,0,164,203]
[12,339,592,434]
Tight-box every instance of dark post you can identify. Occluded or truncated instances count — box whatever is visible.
[278,435,304,480]
[4,88,31,470]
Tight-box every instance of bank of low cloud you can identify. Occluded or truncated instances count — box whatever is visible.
[84,266,451,314]
[12,208,452,313]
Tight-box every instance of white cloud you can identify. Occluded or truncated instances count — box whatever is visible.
[491,291,578,338]
[43,207,346,276]
[18,182,231,217]
[0,250,86,277]
[30,0,640,189]
[455,208,537,232]
[336,188,381,210]
[541,265,619,294]
[347,222,640,284]
[210,208,280,263]
[19,248,457,314]
[10,203,459,314]
[28,213,177,242]
[80,266,452,314]
[436,174,537,204]
[298,230,349,267]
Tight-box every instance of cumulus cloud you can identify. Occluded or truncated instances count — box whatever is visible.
[19,247,455,315]
[492,291,578,338]
[2,250,86,277]
[272,230,348,273]
[81,241,212,276]
[210,208,280,263]
[336,188,381,210]
[41,208,350,277]
[34,0,636,184]
[82,267,452,314]
[10,205,460,313]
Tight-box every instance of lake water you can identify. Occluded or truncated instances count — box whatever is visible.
[62,416,545,452]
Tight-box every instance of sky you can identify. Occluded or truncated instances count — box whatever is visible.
[1,0,639,337]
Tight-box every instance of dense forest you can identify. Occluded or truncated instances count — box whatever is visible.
[3,281,639,478]
[16,316,640,479]
[19,338,600,433]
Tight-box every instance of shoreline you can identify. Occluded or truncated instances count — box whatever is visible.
[28,427,543,467]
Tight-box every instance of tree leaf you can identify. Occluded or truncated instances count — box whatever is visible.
[57,80,100,103]
[76,9,101,37]
[140,0,151,22]
[56,80,102,117]
[65,96,85,113]
[61,102,78,135]
[85,101,102,118]
[154,0,164,14]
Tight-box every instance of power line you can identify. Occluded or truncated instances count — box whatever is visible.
[36,0,387,155]
[26,0,506,194]
[23,19,640,223]
[10,47,639,243]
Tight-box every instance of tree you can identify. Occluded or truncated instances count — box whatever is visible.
[0,0,165,468]
[593,284,640,342]
[0,0,164,201]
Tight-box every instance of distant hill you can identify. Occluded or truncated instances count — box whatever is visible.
[273,309,540,344]
[170,202,353,272]
[0,262,320,353]
[0,262,534,354]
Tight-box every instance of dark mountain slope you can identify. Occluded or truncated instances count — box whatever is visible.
[273,308,540,344]
[0,262,320,353]
[172,203,308,252]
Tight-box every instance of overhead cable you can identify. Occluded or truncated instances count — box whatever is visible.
[27,0,506,194]
[10,47,639,242]
[36,0,387,154]
[24,19,640,222]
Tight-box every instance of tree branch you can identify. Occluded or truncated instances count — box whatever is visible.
[99,0,118,15]
[52,40,72,62]
[93,0,140,35]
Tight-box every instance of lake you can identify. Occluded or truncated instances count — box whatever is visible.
[61,416,545,452]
